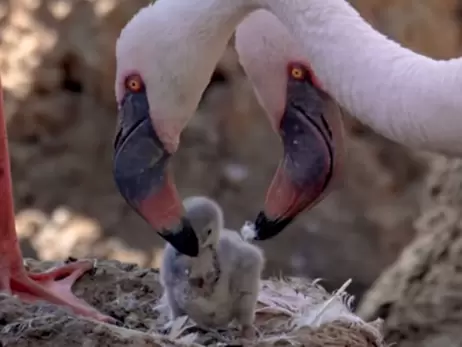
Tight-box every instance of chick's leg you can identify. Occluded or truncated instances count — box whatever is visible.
[235,292,259,340]
[0,79,112,323]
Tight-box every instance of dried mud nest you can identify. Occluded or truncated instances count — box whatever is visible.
[0,259,384,347]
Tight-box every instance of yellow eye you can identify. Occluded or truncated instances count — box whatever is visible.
[291,67,304,80]
[125,74,144,92]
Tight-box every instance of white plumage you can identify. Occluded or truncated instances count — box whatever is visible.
[116,0,462,156]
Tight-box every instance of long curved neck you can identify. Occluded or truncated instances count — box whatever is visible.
[156,0,462,154]
[152,0,256,123]
[260,0,462,155]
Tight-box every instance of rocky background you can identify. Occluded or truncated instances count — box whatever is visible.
[0,0,461,324]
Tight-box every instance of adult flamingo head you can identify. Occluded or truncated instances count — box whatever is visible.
[236,10,345,240]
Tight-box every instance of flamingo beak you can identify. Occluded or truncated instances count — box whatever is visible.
[112,91,199,257]
[254,88,342,241]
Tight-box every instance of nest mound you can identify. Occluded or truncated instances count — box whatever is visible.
[0,259,384,346]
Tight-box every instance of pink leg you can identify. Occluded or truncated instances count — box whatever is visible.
[0,77,113,323]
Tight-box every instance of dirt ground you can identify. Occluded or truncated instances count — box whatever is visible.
[0,259,384,347]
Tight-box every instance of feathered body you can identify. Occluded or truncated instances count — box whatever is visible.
[161,229,264,328]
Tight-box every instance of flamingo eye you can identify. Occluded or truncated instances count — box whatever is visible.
[288,63,323,89]
[124,74,144,93]
[291,67,304,80]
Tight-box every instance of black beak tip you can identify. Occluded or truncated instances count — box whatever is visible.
[160,218,199,257]
[253,211,293,241]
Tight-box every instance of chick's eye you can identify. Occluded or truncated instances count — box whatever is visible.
[206,229,212,236]
[124,74,144,93]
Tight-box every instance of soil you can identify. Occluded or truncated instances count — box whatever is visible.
[0,259,384,347]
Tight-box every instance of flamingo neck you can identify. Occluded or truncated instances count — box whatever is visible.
[260,0,462,154]
[139,0,462,154]
[154,0,256,117]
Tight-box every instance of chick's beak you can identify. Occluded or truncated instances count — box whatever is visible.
[112,92,199,257]
[254,90,344,241]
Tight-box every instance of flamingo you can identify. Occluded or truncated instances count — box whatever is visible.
[0,79,112,321]
[113,0,345,257]
[113,0,462,257]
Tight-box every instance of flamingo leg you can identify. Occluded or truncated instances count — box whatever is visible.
[0,78,113,323]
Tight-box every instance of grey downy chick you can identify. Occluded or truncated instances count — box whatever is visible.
[160,196,265,339]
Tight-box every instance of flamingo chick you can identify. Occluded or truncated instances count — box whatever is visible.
[160,196,264,339]
[0,79,112,322]
[113,1,345,256]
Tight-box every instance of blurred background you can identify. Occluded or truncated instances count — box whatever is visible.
[0,0,461,331]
